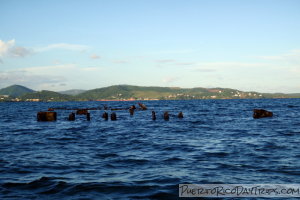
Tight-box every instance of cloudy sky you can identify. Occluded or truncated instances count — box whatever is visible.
[0,0,300,93]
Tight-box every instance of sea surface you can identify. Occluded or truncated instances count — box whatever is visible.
[1,99,300,200]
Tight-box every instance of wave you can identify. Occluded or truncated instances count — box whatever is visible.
[1,177,179,200]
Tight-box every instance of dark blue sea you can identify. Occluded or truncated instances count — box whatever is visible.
[1,99,300,199]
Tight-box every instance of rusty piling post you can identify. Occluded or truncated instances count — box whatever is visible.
[138,103,147,110]
[253,109,273,119]
[163,111,169,120]
[37,112,57,121]
[102,112,108,120]
[129,105,136,116]
[129,108,134,116]
[152,111,156,120]
[76,109,88,115]
[111,112,117,121]
[178,112,184,118]
[68,112,75,121]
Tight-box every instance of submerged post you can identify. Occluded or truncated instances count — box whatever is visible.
[37,112,57,122]
[86,113,91,121]
[76,109,88,115]
[102,112,108,120]
[129,105,136,116]
[138,103,147,110]
[129,108,134,116]
[152,111,156,120]
[163,111,169,120]
[178,112,184,118]
[111,112,117,121]
[68,112,75,121]
[253,109,273,119]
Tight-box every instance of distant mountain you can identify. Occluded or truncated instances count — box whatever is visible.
[20,90,74,101]
[0,85,34,97]
[75,84,274,100]
[77,85,300,100]
[76,85,181,100]
[1,84,300,102]
[59,89,86,96]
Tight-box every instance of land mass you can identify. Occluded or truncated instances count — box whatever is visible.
[0,84,299,102]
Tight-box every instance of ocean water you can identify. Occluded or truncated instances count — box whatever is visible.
[1,99,300,200]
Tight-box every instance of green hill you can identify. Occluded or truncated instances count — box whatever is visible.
[77,85,183,100]
[76,85,280,100]
[0,85,34,97]
[1,84,300,102]
[20,90,74,102]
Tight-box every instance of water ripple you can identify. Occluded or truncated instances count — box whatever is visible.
[1,99,300,199]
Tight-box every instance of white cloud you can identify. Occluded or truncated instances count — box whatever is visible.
[112,60,129,64]
[23,64,77,74]
[156,59,195,65]
[36,43,89,52]
[259,49,300,61]
[9,46,32,57]
[175,62,195,66]
[192,62,273,74]
[0,39,32,60]
[0,70,66,90]
[258,49,300,70]
[90,54,101,59]
[196,62,272,69]
[194,68,216,72]
[150,49,196,55]
[162,76,179,84]
[0,39,15,57]
[0,64,104,90]
[81,67,103,71]
[156,59,176,63]
[0,65,65,89]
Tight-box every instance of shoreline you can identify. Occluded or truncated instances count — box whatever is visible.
[1,97,300,103]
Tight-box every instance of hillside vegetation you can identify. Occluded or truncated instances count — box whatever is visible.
[0,85,34,97]
[19,90,75,101]
[0,84,299,102]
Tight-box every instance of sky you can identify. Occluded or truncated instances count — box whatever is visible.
[0,0,300,93]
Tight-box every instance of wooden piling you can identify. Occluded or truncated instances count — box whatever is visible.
[102,112,108,120]
[111,112,117,121]
[68,112,75,121]
[152,111,156,120]
[138,103,147,110]
[178,112,184,118]
[76,109,88,115]
[253,109,273,119]
[129,108,134,116]
[163,111,169,120]
[37,112,57,122]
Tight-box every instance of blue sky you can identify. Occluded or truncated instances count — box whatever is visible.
[0,0,300,93]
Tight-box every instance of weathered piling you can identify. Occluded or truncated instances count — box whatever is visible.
[86,113,91,121]
[102,112,108,120]
[37,112,57,121]
[163,111,169,120]
[111,112,117,121]
[76,109,88,115]
[178,112,184,118]
[68,112,75,121]
[130,105,136,110]
[152,111,156,120]
[253,109,273,119]
[138,103,147,110]
[129,108,134,116]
